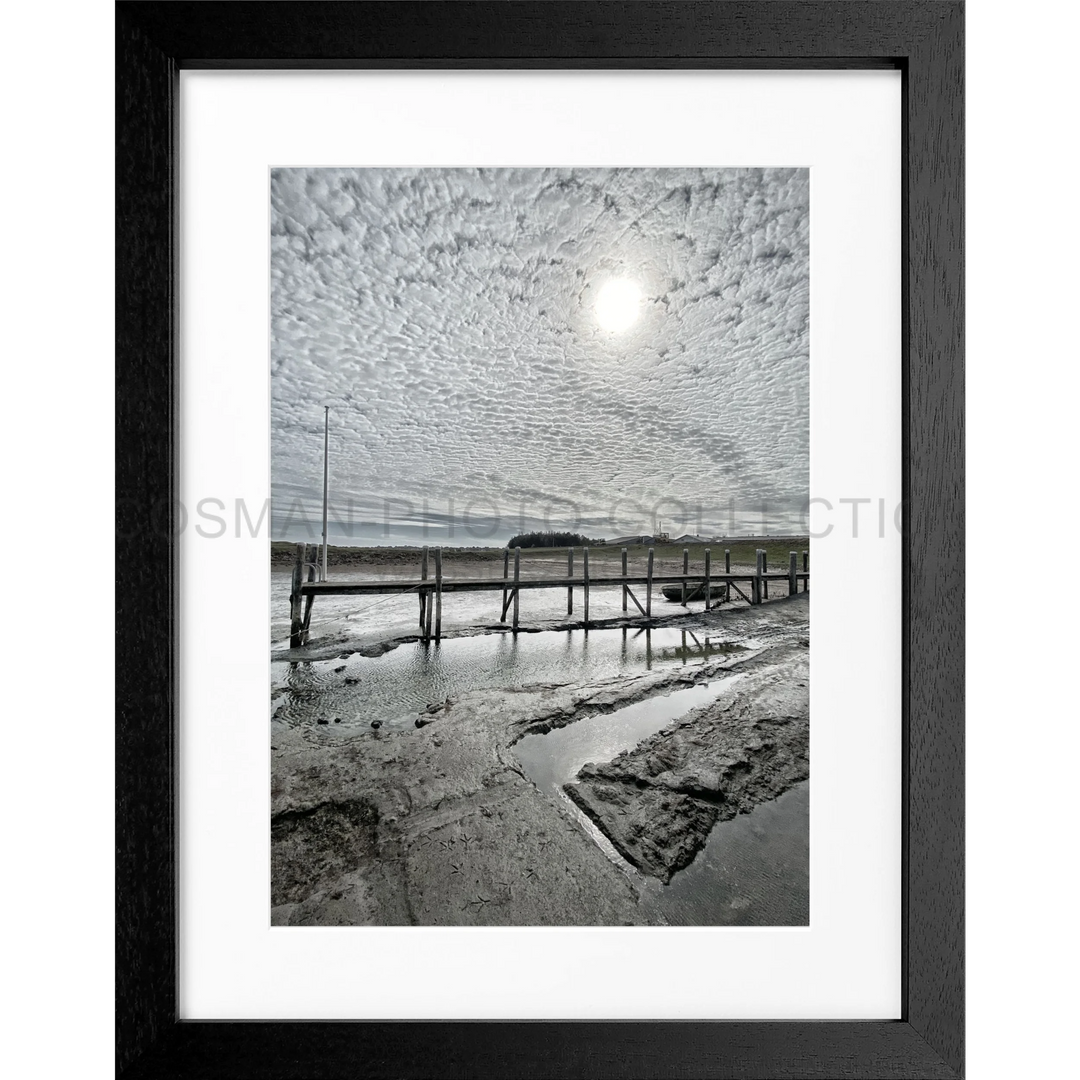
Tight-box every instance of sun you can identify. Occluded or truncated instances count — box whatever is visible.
[595,278,642,332]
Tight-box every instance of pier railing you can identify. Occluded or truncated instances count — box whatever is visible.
[288,544,808,648]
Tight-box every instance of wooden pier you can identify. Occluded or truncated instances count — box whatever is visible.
[288,543,809,648]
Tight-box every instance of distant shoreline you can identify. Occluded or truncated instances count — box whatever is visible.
[270,537,811,569]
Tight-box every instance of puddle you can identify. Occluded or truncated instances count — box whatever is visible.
[514,680,736,795]
[514,679,809,926]
[652,780,808,926]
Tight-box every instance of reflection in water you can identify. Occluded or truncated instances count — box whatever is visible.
[654,781,808,926]
[271,625,747,732]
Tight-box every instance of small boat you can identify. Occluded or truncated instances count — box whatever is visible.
[661,582,721,603]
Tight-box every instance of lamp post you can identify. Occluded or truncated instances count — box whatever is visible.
[321,405,329,582]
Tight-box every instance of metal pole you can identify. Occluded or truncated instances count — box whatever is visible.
[321,405,330,582]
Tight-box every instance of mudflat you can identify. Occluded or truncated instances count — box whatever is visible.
[271,594,809,926]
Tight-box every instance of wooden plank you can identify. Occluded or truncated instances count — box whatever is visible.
[512,546,520,632]
[567,547,573,615]
[434,547,443,642]
[300,572,769,596]
[624,585,647,618]
[303,573,748,595]
[583,547,590,627]
[646,546,654,617]
[289,542,304,648]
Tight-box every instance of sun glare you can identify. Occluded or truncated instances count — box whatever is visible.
[595,278,642,332]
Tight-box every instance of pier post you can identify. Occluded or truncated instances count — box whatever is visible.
[789,551,798,596]
[583,547,590,627]
[501,548,509,620]
[646,546,654,618]
[434,547,443,642]
[621,547,628,612]
[803,549,809,592]
[681,548,688,604]
[725,548,731,602]
[512,546,521,632]
[289,542,305,648]
[704,548,711,611]
[762,549,769,599]
[424,550,434,642]
[420,546,429,633]
[300,543,316,645]
[754,550,764,605]
[567,547,573,615]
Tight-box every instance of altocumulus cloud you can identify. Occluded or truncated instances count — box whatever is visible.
[271,167,808,542]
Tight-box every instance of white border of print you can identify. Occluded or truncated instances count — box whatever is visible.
[179,69,901,1021]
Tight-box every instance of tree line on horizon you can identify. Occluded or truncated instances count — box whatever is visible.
[506,531,604,549]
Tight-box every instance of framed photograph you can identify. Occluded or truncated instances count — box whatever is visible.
[117,2,963,1077]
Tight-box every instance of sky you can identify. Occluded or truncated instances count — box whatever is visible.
[271,167,809,546]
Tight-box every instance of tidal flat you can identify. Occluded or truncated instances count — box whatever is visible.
[271,564,809,927]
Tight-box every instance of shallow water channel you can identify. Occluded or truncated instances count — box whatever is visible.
[272,624,748,733]
[514,680,809,926]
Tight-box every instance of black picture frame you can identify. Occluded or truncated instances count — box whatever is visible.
[116,2,963,1077]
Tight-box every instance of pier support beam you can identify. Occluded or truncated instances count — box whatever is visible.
[567,548,573,615]
[512,547,521,632]
[501,548,508,619]
[728,580,752,605]
[754,550,764,605]
[583,547,590,627]
[681,548,688,604]
[300,543,316,645]
[289,542,305,648]
[704,548,711,611]
[624,586,647,618]
[424,550,434,642]
[789,551,798,596]
[762,549,769,600]
[434,547,443,642]
[725,548,731,602]
[420,546,429,633]
[646,546,654,618]
[803,549,809,592]
[621,548,628,612]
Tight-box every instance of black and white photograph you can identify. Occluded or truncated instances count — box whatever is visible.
[269,166,811,927]
[111,4,972,1075]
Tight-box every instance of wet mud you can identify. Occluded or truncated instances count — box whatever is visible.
[271,594,809,926]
